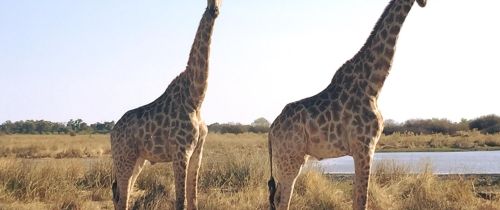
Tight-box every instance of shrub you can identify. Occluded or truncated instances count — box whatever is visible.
[469,115,500,130]
[482,124,500,134]
[469,115,500,134]
[383,119,403,135]
[403,118,460,135]
[132,184,173,210]
[0,159,80,201]
[292,170,350,210]
[55,148,86,159]
[484,138,500,147]
[77,159,113,189]
[373,160,409,186]
[200,153,265,191]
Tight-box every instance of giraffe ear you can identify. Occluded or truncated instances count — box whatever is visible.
[416,0,427,7]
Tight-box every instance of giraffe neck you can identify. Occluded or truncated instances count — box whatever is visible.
[356,0,417,98]
[182,7,218,110]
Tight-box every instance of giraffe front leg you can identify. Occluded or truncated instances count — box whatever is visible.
[352,144,375,210]
[186,124,207,210]
[173,152,190,210]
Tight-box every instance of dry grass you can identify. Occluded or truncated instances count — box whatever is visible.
[0,158,114,209]
[0,134,110,158]
[1,131,499,159]
[0,133,499,209]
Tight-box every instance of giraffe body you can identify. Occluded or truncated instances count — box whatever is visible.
[268,0,427,209]
[111,1,221,209]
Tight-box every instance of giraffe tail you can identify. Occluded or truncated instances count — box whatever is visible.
[112,178,119,203]
[268,177,276,210]
[268,135,277,210]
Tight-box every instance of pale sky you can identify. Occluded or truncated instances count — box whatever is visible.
[1,0,499,125]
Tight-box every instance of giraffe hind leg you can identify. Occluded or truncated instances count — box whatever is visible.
[112,179,119,204]
[112,152,141,210]
[129,157,146,193]
[273,152,306,210]
[268,176,277,210]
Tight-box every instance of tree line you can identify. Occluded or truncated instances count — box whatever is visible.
[0,119,115,135]
[208,117,271,134]
[1,115,499,135]
[383,114,500,135]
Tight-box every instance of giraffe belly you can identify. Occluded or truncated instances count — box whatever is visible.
[307,141,349,160]
[142,148,173,163]
[306,127,350,160]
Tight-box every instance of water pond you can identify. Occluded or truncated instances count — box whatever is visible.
[316,151,500,174]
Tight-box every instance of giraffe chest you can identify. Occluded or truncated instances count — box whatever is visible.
[137,128,175,163]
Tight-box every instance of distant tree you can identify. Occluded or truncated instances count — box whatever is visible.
[457,118,470,131]
[248,117,270,133]
[90,121,115,134]
[0,120,14,134]
[207,123,222,133]
[382,119,402,135]
[22,120,36,134]
[80,122,90,133]
[403,118,459,135]
[248,125,269,133]
[67,119,75,131]
[220,123,249,134]
[67,119,85,133]
[469,115,500,134]
[1,119,116,134]
[51,123,68,134]
[34,120,51,134]
[251,117,270,128]
[207,122,250,134]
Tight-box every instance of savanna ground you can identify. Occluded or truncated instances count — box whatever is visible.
[0,133,499,210]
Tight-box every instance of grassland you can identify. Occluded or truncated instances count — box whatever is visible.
[0,133,499,209]
[1,131,499,159]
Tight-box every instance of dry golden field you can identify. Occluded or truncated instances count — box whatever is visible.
[0,133,499,210]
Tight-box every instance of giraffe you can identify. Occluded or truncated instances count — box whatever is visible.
[267,0,427,209]
[110,1,221,209]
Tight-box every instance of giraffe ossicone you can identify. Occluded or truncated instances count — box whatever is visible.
[268,0,427,209]
[110,1,221,210]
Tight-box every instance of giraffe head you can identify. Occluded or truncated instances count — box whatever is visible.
[207,0,222,17]
[416,0,427,7]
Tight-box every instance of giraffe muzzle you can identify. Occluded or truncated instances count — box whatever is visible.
[417,0,427,7]
[207,0,221,17]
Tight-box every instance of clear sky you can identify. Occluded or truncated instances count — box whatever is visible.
[1,0,499,125]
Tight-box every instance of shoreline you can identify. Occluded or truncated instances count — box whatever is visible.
[377,147,500,153]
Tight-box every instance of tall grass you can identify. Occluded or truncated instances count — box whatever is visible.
[0,158,114,209]
[0,134,110,158]
[2,132,499,159]
[0,133,499,209]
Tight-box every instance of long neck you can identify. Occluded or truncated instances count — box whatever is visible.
[358,0,417,98]
[183,7,218,110]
